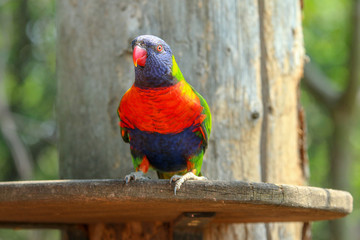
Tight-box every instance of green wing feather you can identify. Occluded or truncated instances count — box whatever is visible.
[171,55,212,149]
[172,55,212,176]
[120,126,129,143]
[189,91,211,176]
[192,88,211,149]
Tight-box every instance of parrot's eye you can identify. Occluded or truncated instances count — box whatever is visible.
[156,44,163,52]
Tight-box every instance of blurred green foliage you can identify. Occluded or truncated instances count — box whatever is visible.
[0,0,59,239]
[302,0,359,239]
[303,0,351,91]
[0,0,57,180]
[0,0,358,239]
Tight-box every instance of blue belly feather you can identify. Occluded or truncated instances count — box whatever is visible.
[129,126,202,172]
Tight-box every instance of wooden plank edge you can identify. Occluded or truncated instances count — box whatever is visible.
[0,179,352,223]
[0,179,352,213]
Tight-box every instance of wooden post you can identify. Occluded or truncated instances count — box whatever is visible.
[57,0,306,239]
[258,1,306,239]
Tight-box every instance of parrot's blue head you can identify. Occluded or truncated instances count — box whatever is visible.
[131,35,178,88]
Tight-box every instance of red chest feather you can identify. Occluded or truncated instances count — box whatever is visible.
[118,81,205,134]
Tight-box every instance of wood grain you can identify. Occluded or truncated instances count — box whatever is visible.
[57,1,264,237]
[0,179,352,225]
[258,0,306,238]
[56,0,311,238]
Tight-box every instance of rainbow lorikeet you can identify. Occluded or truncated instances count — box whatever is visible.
[118,35,211,194]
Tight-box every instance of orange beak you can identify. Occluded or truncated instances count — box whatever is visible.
[133,45,147,67]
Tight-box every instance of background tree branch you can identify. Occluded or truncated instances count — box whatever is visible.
[302,1,360,239]
[0,7,33,180]
[303,62,340,109]
[0,96,34,180]
[339,0,360,113]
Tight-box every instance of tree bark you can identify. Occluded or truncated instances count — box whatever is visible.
[57,0,306,239]
[259,1,305,239]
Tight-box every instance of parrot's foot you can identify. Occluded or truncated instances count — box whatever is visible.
[124,171,149,183]
[170,172,207,195]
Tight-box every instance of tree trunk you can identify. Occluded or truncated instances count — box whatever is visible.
[57,0,306,239]
[258,1,306,239]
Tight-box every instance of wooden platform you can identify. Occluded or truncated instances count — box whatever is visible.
[0,179,353,227]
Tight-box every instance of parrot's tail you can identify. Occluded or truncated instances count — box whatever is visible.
[156,170,203,179]
[156,171,172,179]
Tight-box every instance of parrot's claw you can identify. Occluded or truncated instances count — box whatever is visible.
[170,172,207,195]
[124,171,149,183]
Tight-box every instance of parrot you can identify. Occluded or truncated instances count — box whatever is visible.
[118,35,211,194]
